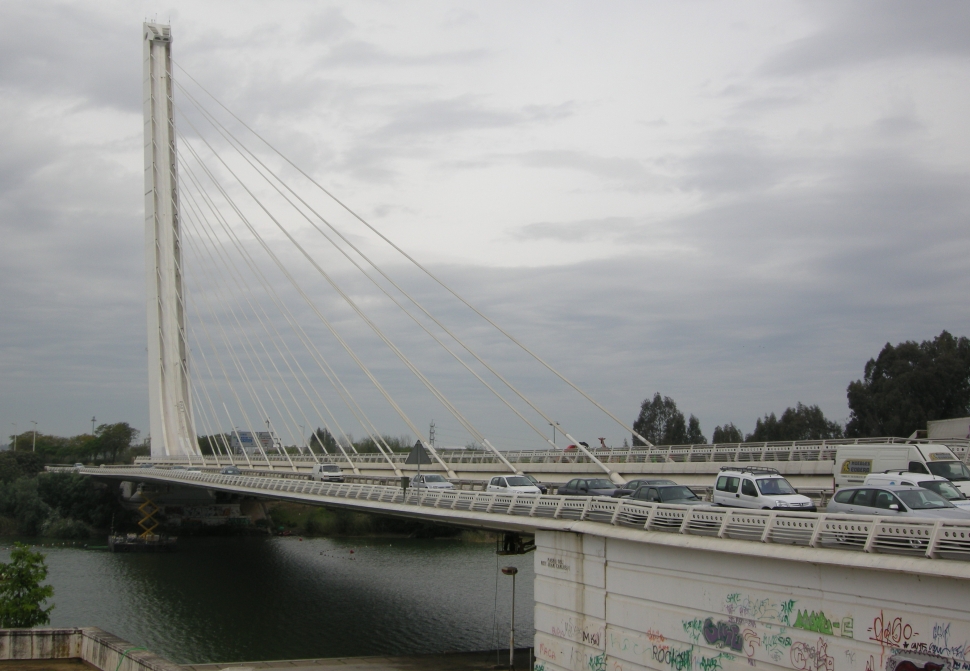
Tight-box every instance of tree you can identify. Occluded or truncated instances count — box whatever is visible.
[712,423,744,443]
[745,403,843,442]
[633,393,706,445]
[846,331,970,438]
[309,428,338,453]
[93,423,139,464]
[0,542,54,628]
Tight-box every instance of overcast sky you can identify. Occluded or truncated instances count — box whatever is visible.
[2,1,969,449]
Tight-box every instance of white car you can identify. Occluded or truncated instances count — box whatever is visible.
[864,472,970,509]
[310,463,344,482]
[486,475,542,495]
[712,467,816,511]
[411,474,454,490]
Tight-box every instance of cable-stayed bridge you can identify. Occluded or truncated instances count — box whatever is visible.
[124,23,970,671]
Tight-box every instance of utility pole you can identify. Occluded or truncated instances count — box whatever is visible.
[31,421,37,452]
[502,566,519,670]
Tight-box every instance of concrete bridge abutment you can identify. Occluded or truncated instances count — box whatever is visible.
[534,530,970,671]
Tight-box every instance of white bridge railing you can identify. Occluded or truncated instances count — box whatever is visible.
[138,436,970,468]
[99,467,970,562]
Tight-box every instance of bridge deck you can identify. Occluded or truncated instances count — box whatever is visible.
[80,467,970,573]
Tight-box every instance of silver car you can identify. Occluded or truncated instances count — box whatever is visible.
[411,474,455,490]
[826,485,970,519]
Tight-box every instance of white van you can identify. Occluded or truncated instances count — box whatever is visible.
[712,467,816,511]
[863,472,970,508]
[310,463,344,482]
[833,444,970,495]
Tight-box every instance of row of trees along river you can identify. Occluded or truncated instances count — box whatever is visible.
[2,330,968,540]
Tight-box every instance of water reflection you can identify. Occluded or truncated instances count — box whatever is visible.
[1,537,533,664]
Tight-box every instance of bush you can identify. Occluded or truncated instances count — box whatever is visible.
[40,514,92,540]
[0,542,54,628]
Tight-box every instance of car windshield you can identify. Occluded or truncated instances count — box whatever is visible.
[926,461,970,482]
[897,489,955,510]
[506,477,533,487]
[587,479,614,489]
[921,481,965,500]
[322,465,340,472]
[423,475,447,483]
[660,486,699,502]
[523,475,539,484]
[756,478,796,495]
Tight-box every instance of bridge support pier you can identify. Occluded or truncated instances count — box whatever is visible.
[533,530,970,671]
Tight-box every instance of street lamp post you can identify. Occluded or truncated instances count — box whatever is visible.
[501,566,519,670]
[31,421,37,452]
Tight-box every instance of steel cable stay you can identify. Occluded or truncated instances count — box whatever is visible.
[181,150,395,468]
[174,115,493,479]
[181,191,378,473]
[174,88,560,471]
[172,64,654,453]
[180,151,401,474]
[182,177,403,473]
[180,160,354,462]
[174,125,458,479]
[181,208,308,464]
[173,83,625,475]
[182,186,324,464]
[180,204,300,472]
[181,238,278,471]
[189,377,231,465]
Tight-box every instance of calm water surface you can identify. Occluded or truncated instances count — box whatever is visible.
[0,536,533,664]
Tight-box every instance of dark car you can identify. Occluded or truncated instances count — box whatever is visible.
[220,466,242,475]
[622,478,678,495]
[630,484,708,506]
[521,474,548,494]
[558,477,632,497]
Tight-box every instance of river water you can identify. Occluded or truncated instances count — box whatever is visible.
[0,536,534,664]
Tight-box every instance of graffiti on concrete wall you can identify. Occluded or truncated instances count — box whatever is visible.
[791,637,836,671]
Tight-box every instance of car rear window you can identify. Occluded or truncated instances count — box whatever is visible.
[833,490,854,503]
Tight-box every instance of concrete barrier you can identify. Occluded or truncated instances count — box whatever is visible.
[533,529,970,671]
[0,628,180,671]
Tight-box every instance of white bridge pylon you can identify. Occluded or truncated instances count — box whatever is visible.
[144,23,199,458]
[141,23,654,476]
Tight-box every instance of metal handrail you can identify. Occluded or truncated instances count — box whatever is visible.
[133,436,970,469]
[81,467,970,562]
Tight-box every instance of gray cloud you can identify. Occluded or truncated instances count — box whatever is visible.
[766,1,970,74]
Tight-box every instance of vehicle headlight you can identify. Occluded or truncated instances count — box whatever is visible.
[775,501,789,507]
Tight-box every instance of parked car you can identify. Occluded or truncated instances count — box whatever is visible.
[220,466,242,475]
[826,485,970,519]
[521,474,548,494]
[621,478,677,496]
[486,475,542,495]
[557,478,632,497]
[412,474,455,490]
[630,484,708,506]
[310,463,344,482]
[73,463,85,471]
[864,472,970,508]
[712,467,816,511]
